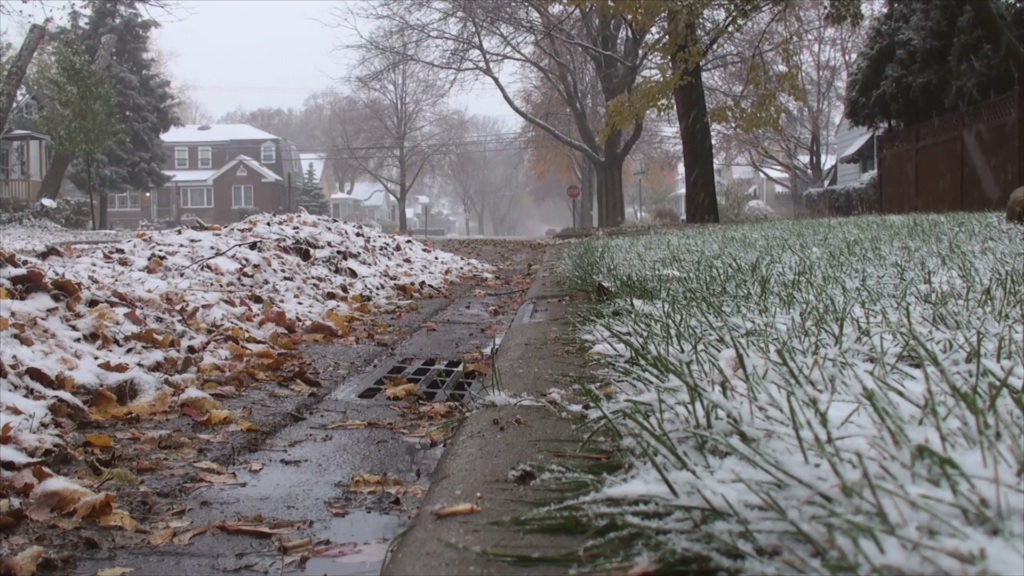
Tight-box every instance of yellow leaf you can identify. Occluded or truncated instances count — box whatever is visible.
[197,471,238,484]
[73,492,115,521]
[0,317,8,330]
[193,461,227,474]
[433,503,481,518]
[0,287,7,300]
[97,568,134,576]
[98,508,137,531]
[227,343,250,358]
[235,419,260,432]
[0,546,44,576]
[384,384,418,400]
[403,284,415,297]
[350,294,362,303]
[201,410,234,425]
[84,434,114,448]
[181,391,222,413]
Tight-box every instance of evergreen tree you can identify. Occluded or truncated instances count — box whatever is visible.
[63,0,180,228]
[845,0,1024,130]
[36,34,122,230]
[297,161,329,216]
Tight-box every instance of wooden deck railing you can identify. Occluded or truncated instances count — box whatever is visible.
[0,179,34,204]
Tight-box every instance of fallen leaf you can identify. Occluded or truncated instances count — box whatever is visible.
[248,462,264,473]
[84,434,114,448]
[212,519,307,538]
[464,362,491,377]
[433,503,481,518]
[322,420,369,430]
[278,537,313,555]
[136,460,162,473]
[125,309,145,327]
[97,568,134,576]
[193,461,227,474]
[200,410,234,425]
[173,526,208,545]
[181,391,222,413]
[313,542,360,558]
[98,508,137,530]
[196,472,238,484]
[233,419,260,432]
[327,504,347,517]
[147,528,174,546]
[0,546,45,576]
[73,492,115,521]
[98,360,131,373]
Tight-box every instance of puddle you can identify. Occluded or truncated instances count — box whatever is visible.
[289,514,402,576]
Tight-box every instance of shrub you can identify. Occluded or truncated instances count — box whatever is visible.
[0,198,93,229]
[803,170,878,217]
[652,206,680,223]
[744,199,778,220]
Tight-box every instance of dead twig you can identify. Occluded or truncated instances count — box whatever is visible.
[183,240,264,271]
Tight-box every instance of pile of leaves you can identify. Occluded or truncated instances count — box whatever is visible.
[0,212,491,539]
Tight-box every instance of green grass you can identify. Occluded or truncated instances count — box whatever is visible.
[537,213,1024,575]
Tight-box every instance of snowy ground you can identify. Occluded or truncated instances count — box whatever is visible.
[556,214,1024,575]
[0,221,131,253]
[0,213,491,514]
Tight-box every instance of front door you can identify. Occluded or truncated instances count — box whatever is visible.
[152,188,176,221]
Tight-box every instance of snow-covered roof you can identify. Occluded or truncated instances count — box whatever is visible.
[415,195,431,206]
[162,124,280,143]
[350,182,389,207]
[163,169,218,183]
[299,153,325,182]
[839,133,873,163]
[1,129,49,141]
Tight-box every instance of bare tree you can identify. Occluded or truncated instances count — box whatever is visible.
[335,0,652,228]
[705,0,866,195]
[174,84,212,124]
[312,90,366,195]
[335,24,451,233]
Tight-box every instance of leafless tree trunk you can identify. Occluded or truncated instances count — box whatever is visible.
[0,24,46,136]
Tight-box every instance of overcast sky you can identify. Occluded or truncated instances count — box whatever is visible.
[150,1,519,122]
[3,0,521,124]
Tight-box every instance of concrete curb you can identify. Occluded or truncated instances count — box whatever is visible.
[382,245,587,576]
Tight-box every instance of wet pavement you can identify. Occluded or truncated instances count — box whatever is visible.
[63,240,547,576]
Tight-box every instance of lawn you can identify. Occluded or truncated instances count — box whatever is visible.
[554,214,1023,574]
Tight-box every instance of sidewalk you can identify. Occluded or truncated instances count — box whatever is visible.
[383,245,589,576]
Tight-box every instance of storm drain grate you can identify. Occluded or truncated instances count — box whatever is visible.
[355,358,482,403]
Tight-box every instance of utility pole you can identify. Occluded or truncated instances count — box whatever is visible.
[286,173,292,212]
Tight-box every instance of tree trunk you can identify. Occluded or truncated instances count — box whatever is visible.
[476,206,486,236]
[594,160,625,228]
[581,160,595,228]
[673,20,719,224]
[99,190,109,230]
[464,215,470,236]
[397,196,407,233]
[86,159,96,230]
[36,34,119,201]
[0,24,46,136]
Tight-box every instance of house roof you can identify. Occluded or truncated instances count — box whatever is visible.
[839,132,874,164]
[1,129,50,141]
[299,153,325,182]
[162,124,281,143]
[161,156,282,185]
[350,182,389,207]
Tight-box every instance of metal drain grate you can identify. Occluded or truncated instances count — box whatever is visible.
[355,358,481,403]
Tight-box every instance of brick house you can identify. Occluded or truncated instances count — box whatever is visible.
[107,124,304,228]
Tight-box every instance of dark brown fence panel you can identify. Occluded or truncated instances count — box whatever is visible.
[961,94,1019,211]
[878,130,916,214]
[877,89,1022,214]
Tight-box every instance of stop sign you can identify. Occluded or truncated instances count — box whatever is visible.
[567,185,581,199]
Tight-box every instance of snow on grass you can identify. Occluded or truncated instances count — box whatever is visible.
[0,222,131,253]
[556,214,1024,574]
[1,212,492,476]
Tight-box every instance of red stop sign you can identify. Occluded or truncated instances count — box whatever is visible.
[567,185,581,199]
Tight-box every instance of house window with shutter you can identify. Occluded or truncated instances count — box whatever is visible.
[198,147,212,169]
[175,147,189,169]
[261,143,275,164]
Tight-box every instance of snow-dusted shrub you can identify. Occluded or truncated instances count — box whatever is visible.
[804,170,878,217]
[0,198,92,229]
[744,199,777,220]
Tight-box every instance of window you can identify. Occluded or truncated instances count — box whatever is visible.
[22,100,37,118]
[232,185,254,208]
[261,142,275,164]
[107,191,140,210]
[237,165,248,177]
[859,154,876,174]
[198,147,212,169]
[175,147,189,169]
[180,187,213,208]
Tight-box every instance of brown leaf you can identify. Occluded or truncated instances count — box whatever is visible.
[0,545,45,576]
[181,392,222,413]
[0,422,13,444]
[196,472,238,484]
[97,568,135,576]
[212,519,307,538]
[172,526,208,545]
[51,278,80,300]
[136,460,162,473]
[73,492,115,521]
[248,462,264,473]
[193,461,227,474]
[322,420,369,430]
[464,361,491,377]
[98,361,131,373]
[233,419,260,432]
[433,503,481,518]
[24,367,57,390]
[146,257,163,274]
[83,434,113,448]
[98,508,137,531]
[125,309,145,327]
[327,504,347,517]
[147,528,174,546]
[305,320,338,337]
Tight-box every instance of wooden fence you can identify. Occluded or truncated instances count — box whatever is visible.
[877,89,1023,214]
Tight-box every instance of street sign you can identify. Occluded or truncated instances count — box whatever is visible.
[567,184,581,199]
